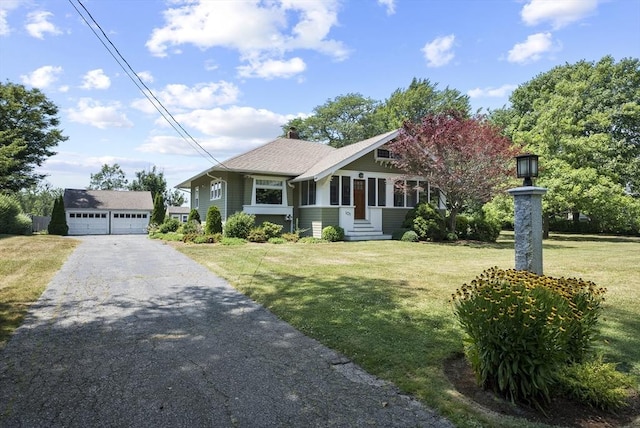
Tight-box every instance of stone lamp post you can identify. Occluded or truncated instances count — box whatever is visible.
[508,154,547,275]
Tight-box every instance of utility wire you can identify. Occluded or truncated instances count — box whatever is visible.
[68,0,229,170]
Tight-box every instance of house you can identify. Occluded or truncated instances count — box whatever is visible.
[63,189,153,235]
[175,130,444,240]
[166,206,190,223]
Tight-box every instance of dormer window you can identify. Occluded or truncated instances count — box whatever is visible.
[375,148,397,161]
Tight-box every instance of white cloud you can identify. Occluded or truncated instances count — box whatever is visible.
[25,10,61,39]
[422,34,455,67]
[137,71,154,84]
[507,32,555,64]
[67,98,133,129]
[20,65,63,88]
[0,0,23,36]
[467,84,518,98]
[237,57,306,79]
[137,134,265,158]
[521,0,599,29]
[80,69,111,90]
[131,81,240,113]
[146,0,348,79]
[377,0,396,15]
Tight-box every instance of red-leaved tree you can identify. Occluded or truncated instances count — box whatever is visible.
[389,111,519,232]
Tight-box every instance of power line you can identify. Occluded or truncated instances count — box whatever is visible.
[67,0,229,170]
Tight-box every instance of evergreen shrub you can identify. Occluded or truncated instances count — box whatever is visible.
[159,218,180,233]
[187,208,201,224]
[401,230,419,242]
[321,225,344,242]
[205,206,222,234]
[48,195,68,236]
[403,203,447,241]
[261,221,283,239]
[247,227,267,243]
[223,212,255,239]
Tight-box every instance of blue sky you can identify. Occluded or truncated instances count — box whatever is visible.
[1,0,639,197]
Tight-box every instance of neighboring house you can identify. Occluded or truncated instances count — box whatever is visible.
[63,189,153,235]
[166,206,190,223]
[175,130,444,240]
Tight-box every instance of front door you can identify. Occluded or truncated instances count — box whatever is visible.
[354,179,366,219]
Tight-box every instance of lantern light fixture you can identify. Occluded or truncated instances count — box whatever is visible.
[516,154,539,186]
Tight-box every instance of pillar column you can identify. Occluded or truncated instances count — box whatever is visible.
[507,186,547,275]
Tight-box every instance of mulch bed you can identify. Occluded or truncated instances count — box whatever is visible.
[444,355,640,427]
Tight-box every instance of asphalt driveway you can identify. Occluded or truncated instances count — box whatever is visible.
[0,235,452,427]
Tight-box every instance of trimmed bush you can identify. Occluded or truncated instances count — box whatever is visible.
[223,212,255,239]
[403,203,447,241]
[180,220,202,235]
[455,215,471,239]
[261,221,283,239]
[205,206,222,234]
[247,227,267,243]
[158,218,180,233]
[468,215,501,242]
[48,195,68,236]
[401,230,419,242]
[281,232,299,243]
[321,225,344,242]
[187,208,201,224]
[452,267,606,408]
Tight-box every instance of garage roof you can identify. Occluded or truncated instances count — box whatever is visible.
[64,189,153,210]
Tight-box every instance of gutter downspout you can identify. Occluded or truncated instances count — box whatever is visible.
[206,173,228,223]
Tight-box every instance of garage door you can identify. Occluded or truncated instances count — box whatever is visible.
[111,212,149,234]
[68,212,109,235]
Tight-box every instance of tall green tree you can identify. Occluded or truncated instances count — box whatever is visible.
[47,195,68,235]
[88,163,128,190]
[150,193,165,225]
[500,56,640,233]
[15,181,61,216]
[0,82,67,193]
[129,165,185,207]
[373,78,471,131]
[281,93,380,148]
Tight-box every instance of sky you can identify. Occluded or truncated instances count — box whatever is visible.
[1,0,639,200]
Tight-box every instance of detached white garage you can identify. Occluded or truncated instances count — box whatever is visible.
[63,189,153,235]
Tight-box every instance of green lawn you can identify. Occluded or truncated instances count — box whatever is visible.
[177,233,640,427]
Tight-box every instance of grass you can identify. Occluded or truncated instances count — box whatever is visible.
[177,232,640,427]
[0,235,78,349]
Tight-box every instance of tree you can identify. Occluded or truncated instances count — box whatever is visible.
[47,195,68,235]
[89,163,128,190]
[389,111,518,232]
[205,206,222,234]
[0,82,67,193]
[500,56,640,233]
[373,78,471,131]
[187,208,201,224]
[281,93,380,147]
[15,181,61,216]
[129,165,185,207]
[150,193,165,225]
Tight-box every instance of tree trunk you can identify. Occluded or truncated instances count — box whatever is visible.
[448,208,458,234]
[543,213,550,239]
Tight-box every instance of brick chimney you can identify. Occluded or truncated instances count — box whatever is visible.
[286,127,299,139]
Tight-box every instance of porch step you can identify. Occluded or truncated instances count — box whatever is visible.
[345,233,392,241]
[345,220,390,241]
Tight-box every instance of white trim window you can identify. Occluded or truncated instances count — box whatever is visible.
[210,180,222,200]
[253,178,287,205]
[195,186,200,209]
[393,180,429,208]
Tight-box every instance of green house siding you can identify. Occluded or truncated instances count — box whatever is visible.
[342,151,403,174]
[298,207,339,237]
[382,208,411,234]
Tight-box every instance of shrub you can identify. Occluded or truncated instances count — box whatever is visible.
[261,221,283,239]
[205,206,222,234]
[281,232,300,243]
[468,216,501,242]
[0,194,21,234]
[151,194,165,225]
[182,233,199,243]
[180,220,202,235]
[391,228,411,240]
[558,357,635,411]
[452,267,606,408]
[158,218,180,233]
[403,203,446,241]
[455,215,471,239]
[224,212,255,239]
[321,225,344,242]
[247,227,267,243]
[401,230,419,242]
[48,195,68,236]
[187,208,201,224]
[268,237,286,244]
[221,237,247,246]
[12,213,33,235]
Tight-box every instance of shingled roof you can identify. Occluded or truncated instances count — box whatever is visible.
[176,130,399,188]
[63,189,153,211]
